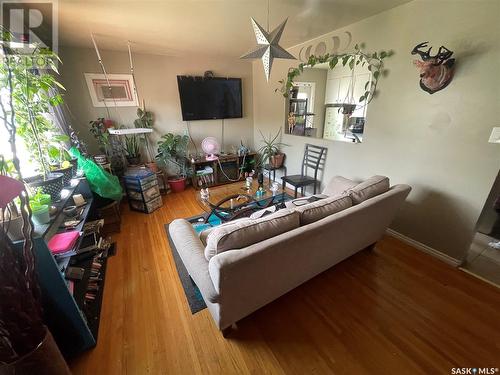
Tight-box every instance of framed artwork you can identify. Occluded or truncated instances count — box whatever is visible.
[84,73,138,107]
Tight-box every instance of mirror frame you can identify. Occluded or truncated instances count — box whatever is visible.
[278,44,393,105]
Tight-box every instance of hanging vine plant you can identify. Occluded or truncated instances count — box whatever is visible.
[277,43,393,104]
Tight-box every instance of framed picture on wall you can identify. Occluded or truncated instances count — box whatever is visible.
[84,73,138,107]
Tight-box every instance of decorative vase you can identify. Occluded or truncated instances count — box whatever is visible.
[25,173,64,202]
[270,153,285,168]
[168,176,186,193]
[1,328,71,375]
[93,154,108,166]
[257,171,264,188]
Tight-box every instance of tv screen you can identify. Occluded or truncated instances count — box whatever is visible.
[177,76,242,121]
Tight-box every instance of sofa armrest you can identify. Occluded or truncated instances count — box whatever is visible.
[168,219,219,303]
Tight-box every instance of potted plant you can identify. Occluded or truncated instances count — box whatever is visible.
[124,134,141,165]
[156,132,190,192]
[134,107,158,172]
[2,46,66,200]
[258,128,288,168]
[47,134,74,186]
[89,118,111,162]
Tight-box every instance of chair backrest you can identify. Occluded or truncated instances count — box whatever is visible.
[301,144,327,180]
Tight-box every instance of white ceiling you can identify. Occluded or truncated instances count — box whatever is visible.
[58,0,412,57]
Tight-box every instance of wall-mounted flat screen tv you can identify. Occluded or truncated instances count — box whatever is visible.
[177,76,242,121]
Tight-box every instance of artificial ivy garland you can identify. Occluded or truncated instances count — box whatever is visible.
[277,43,393,104]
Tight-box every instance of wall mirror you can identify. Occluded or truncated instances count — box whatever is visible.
[285,61,371,143]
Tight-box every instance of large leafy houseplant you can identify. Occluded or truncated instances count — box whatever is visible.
[156,133,190,177]
[1,50,65,176]
[156,133,191,192]
[258,128,288,168]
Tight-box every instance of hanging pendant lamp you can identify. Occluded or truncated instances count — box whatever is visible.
[240,1,295,82]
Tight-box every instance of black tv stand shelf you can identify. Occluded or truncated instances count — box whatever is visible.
[190,152,257,190]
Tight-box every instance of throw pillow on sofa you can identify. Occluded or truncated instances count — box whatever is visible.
[204,208,300,260]
[294,195,352,225]
[199,217,251,246]
[348,175,390,204]
[322,176,358,197]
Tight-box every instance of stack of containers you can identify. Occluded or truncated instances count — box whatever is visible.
[123,169,163,214]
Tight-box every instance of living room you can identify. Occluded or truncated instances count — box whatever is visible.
[1,0,499,374]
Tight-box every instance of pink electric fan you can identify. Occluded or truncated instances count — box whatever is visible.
[201,137,220,161]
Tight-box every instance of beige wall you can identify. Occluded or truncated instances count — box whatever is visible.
[59,47,254,155]
[252,0,500,260]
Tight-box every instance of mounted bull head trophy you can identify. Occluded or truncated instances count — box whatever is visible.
[411,42,455,94]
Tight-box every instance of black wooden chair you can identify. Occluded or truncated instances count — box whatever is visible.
[281,144,327,198]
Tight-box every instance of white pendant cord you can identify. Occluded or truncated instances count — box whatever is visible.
[267,0,270,32]
[217,153,247,182]
[90,33,123,125]
[127,41,141,106]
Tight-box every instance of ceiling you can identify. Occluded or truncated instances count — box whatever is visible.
[58,0,411,58]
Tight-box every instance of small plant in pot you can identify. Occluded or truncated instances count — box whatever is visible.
[134,107,158,172]
[47,134,74,186]
[258,128,288,168]
[124,134,142,165]
[156,133,191,193]
[89,118,111,159]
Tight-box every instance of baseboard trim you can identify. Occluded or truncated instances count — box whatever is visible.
[385,229,461,267]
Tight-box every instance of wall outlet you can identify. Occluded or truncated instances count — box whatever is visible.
[488,127,500,143]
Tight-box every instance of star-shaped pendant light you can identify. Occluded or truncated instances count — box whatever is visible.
[240,17,296,82]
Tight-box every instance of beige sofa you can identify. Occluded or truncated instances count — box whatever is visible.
[168,175,411,332]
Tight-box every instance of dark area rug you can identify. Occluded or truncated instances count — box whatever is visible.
[163,193,294,314]
[165,224,207,314]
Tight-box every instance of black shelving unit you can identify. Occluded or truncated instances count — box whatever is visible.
[13,178,111,358]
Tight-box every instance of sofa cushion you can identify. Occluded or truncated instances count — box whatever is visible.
[322,176,358,197]
[294,195,352,225]
[199,218,251,246]
[348,175,390,204]
[204,208,300,260]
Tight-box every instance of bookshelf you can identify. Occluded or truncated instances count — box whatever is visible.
[13,178,111,357]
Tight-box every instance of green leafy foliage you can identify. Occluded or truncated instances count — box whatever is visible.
[156,133,190,178]
[124,134,141,158]
[257,128,288,167]
[0,44,66,175]
[277,44,393,105]
[89,118,110,154]
[133,108,154,129]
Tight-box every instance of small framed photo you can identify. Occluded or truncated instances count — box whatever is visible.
[84,73,138,107]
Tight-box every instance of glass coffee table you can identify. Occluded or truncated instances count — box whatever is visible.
[195,183,286,223]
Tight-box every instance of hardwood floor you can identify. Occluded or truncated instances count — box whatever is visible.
[70,186,500,374]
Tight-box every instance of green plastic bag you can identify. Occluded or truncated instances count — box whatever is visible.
[69,147,123,201]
